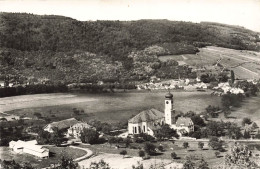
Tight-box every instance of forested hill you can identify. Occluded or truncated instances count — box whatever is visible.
[0,12,260,84]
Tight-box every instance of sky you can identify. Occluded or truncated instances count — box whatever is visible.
[0,0,260,32]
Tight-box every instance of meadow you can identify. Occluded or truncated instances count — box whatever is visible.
[159,46,260,79]
[4,91,221,123]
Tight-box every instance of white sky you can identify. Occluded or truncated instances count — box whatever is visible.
[0,0,260,32]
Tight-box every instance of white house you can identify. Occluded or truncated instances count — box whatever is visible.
[67,122,93,138]
[128,92,194,137]
[9,140,49,158]
[43,118,78,133]
[171,116,194,136]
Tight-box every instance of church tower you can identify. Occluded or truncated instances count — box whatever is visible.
[165,91,175,125]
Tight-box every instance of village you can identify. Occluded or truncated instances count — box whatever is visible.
[1,75,260,169]
[1,2,260,168]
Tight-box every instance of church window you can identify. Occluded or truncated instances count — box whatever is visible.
[134,127,137,133]
[143,126,145,132]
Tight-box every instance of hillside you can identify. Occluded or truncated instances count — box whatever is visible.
[0,12,260,83]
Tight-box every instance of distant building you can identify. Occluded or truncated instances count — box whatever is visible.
[9,140,49,158]
[128,92,194,137]
[67,122,93,138]
[43,118,78,133]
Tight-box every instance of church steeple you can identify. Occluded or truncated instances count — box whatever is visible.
[165,91,175,125]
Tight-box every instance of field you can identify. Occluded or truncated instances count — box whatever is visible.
[0,146,86,168]
[220,95,260,127]
[159,46,260,79]
[3,91,221,123]
[77,140,260,168]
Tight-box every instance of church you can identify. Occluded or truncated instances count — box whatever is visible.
[128,92,194,137]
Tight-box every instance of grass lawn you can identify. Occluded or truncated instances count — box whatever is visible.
[0,146,86,168]
[77,140,226,168]
[5,91,221,124]
[78,139,260,168]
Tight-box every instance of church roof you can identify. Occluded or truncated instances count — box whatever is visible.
[165,92,173,98]
[176,117,193,127]
[128,108,164,123]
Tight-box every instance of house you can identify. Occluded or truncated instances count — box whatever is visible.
[172,116,194,136]
[9,140,49,158]
[67,122,93,138]
[43,118,78,133]
[128,92,194,137]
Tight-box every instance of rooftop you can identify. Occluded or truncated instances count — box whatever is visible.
[176,116,193,127]
[47,118,79,130]
[128,108,164,123]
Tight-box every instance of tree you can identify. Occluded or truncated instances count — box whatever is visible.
[158,145,164,152]
[242,118,252,126]
[225,122,242,139]
[154,124,179,140]
[215,151,220,157]
[37,129,52,144]
[58,155,78,169]
[205,121,225,137]
[171,152,177,159]
[208,137,223,150]
[252,122,258,129]
[50,127,64,146]
[183,142,189,149]
[230,70,235,84]
[138,150,145,158]
[80,128,99,144]
[183,157,195,169]
[132,162,144,169]
[225,143,256,168]
[144,143,156,155]
[243,130,251,139]
[198,142,204,150]
[197,158,209,169]
[89,159,111,169]
[120,150,127,158]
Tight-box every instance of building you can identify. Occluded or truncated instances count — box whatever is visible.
[43,118,78,133]
[128,109,165,136]
[9,140,49,158]
[173,117,194,136]
[128,92,194,137]
[67,122,93,138]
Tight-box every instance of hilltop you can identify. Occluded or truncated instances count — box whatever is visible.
[0,12,260,83]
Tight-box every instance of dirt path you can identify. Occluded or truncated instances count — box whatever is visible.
[69,145,93,162]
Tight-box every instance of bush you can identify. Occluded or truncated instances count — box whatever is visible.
[183,142,189,149]
[120,150,127,157]
[144,143,156,155]
[198,142,204,149]
[242,118,252,126]
[171,152,177,159]
[138,150,145,158]
[158,145,164,152]
[215,151,220,157]
[80,128,99,144]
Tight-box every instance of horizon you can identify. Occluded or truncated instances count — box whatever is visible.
[0,0,260,32]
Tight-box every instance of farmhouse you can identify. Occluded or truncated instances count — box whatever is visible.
[67,122,93,138]
[128,92,194,137]
[43,118,78,133]
[9,140,49,158]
